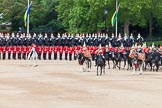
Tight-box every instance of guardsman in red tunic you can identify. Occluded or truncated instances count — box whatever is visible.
[22,46,27,60]
[48,46,53,60]
[16,46,19,59]
[114,47,119,53]
[12,46,17,60]
[8,46,12,60]
[68,46,73,61]
[54,46,58,60]
[59,46,63,60]
[2,46,7,60]
[73,46,77,60]
[27,46,31,58]
[64,46,68,60]
[37,46,42,60]
[43,46,48,60]
[17,46,22,60]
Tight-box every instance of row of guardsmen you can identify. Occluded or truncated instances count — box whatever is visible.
[0,43,161,61]
[0,43,128,60]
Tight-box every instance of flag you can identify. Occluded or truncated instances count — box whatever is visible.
[24,1,32,27]
[111,4,120,27]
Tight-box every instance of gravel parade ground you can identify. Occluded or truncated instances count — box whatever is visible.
[0,60,162,108]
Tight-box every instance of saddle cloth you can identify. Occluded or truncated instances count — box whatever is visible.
[138,53,145,61]
[129,51,135,58]
[83,51,91,59]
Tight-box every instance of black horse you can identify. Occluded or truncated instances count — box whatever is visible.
[76,52,92,72]
[104,50,111,69]
[126,50,133,70]
[150,51,160,72]
[115,52,123,70]
[144,52,153,71]
[96,54,106,76]
[111,51,122,70]
[111,51,117,69]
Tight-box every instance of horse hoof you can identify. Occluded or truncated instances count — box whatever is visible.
[139,73,142,75]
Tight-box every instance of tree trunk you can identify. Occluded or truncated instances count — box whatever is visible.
[124,20,130,36]
[149,18,152,37]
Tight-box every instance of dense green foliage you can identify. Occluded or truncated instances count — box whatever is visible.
[0,0,162,37]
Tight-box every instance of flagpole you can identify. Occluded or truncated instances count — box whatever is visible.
[115,0,118,38]
[27,0,29,34]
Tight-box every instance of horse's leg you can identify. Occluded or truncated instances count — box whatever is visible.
[116,60,118,68]
[103,65,105,74]
[144,61,148,71]
[100,66,102,75]
[127,60,130,70]
[139,62,143,75]
[97,65,98,75]
[86,61,89,72]
[133,63,136,75]
[156,63,159,72]
[112,59,116,69]
[130,62,133,70]
[119,60,121,70]
[123,60,126,70]
[90,61,92,69]
[108,60,110,69]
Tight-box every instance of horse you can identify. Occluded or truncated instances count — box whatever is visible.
[27,46,38,67]
[114,51,123,70]
[150,51,160,72]
[144,52,153,71]
[111,51,122,70]
[126,50,133,70]
[104,50,111,69]
[111,51,117,69]
[76,52,92,72]
[96,54,106,76]
[132,52,145,75]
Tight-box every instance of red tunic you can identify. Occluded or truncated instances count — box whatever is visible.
[110,47,115,52]
[27,46,31,53]
[8,46,12,53]
[43,47,48,53]
[48,47,53,54]
[22,46,27,53]
[18,46,22,53]
[64,46,69,54]
[2,46,7,54]
[121,48,126,54]
[12,46,17,54]
[54,47,58,54]
[114,47,119,52]
[68,47,73,54]
[59,46,63,54]
[0,46,2,52]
